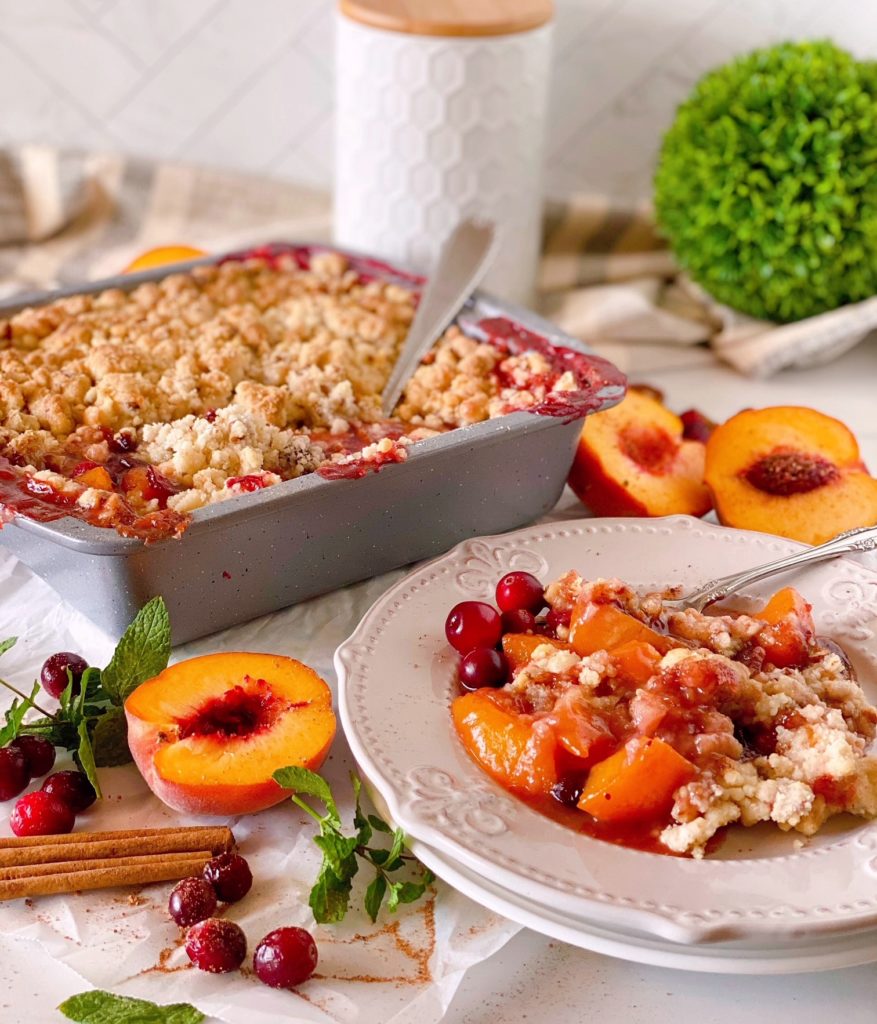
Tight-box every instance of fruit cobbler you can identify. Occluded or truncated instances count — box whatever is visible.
[446,571,877,858]
[0,249,616,540]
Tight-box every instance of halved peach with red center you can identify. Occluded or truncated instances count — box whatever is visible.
[568,389,712,517]
[125,652,335,816]
[705,406,877,545]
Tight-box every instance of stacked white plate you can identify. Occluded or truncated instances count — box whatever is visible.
[336,517,877,974]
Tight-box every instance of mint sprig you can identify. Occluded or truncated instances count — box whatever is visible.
[0,596,171,796]
[273,766,434,924]
[59,989,203,1024]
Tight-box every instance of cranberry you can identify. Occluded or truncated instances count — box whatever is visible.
[40,652,88,699]
[168,877,217,927]
[185,918,247,973]
[551,776,585,808]
[10,736,55,779]
[202,852,252,903]
[109,429,137,453]
[679,408,716,443]
[0,746,29,800]
[42,770,97,813]
[495,572,545,614]
[445,602,502,655]
[542,607,571,637]
[501,608,536,634]
[253,927,318,989]
[10,790,75,836]
[459,648,508,690]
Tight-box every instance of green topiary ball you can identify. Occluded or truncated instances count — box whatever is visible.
[654,40,877,322]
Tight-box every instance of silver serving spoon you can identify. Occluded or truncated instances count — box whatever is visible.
[665,524,877,613]
[381,218,497,417]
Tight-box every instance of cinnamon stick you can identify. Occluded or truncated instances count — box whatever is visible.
[0,850,214,880]
[0,852,215,901]
[0,826,233,867]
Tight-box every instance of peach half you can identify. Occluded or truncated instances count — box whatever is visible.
[704,406,877,545]
[568,389,712,518]
[125,652,336,816]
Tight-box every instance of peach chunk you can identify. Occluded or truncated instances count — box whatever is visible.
[577,737,695,824]
[451,689,558,797]
[569,599,674,657]
[125,652,335,816]
[502,633,573,673]
[568,389,712,518]
[705,406,877,545]
[752,587,815,669]
[74,465,113,491]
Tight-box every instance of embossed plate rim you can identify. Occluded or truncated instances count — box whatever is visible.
[336,515,877,945]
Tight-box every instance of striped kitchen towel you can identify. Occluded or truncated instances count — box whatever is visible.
[1,145,876,379]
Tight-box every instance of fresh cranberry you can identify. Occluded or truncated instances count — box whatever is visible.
[501,608,536,634]
[168,877,217,927]
[202,852,252,903]
[551,776,585,808]
[445,602,502,655]
[495,572,545,614]
[253,927,318,989]
[542,607,571,637]
[40,652,88,699]
[679,408,716,443]
[185,918,247,973]
[10,736,55,778]
[10,790,75,836]
[0,746,29,800]
[459,648,508,690]
[42,770,97,813]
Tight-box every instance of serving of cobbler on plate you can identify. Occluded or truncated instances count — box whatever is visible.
[448,570,877,858]
[0,248,616,541]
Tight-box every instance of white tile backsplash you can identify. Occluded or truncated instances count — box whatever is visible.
[0,0,875,200]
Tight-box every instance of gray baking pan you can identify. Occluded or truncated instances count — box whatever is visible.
[0,245,626,643]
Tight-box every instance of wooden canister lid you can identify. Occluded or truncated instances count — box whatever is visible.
[339,0,553,37]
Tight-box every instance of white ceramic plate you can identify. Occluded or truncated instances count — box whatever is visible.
[412,841,877,974]
[336,516,877,945]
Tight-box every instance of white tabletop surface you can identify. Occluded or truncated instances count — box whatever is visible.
[2,339,877,1023]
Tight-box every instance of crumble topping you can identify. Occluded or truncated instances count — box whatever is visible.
[501,574,877,857]
[0,253,590,533]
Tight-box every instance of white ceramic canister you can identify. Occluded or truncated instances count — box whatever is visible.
[334,0,554,304]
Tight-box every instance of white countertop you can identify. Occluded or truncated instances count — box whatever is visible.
[3,339,877,1023]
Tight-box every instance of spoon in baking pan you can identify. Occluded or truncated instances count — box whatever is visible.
[381,217,497,417]
[665,524,877,614]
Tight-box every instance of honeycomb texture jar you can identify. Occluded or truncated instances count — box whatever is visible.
[334,0,554,303]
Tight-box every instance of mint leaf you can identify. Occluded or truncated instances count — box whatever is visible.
[309,860,353,924]
[385,827,406,870]
[101,597,171,705]
[59,989,203,1024]
[368,814,392,834]
[364,874,387,923]
[92,707,132,767]
[313,829,358,878]
[0,636,17,657]
[394,877,433,905]
[76,719,102,799]
[0,682,39,746]
[274,765,340,823]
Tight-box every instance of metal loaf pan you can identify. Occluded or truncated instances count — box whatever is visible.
[0,246,625,643]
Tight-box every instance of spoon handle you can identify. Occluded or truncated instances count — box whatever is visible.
[380,218,496,417]
[681,524,877,612]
